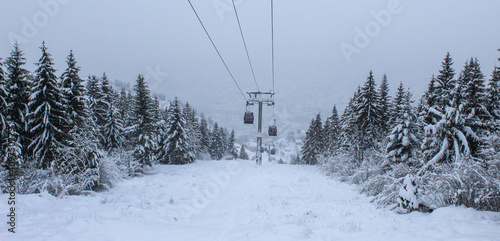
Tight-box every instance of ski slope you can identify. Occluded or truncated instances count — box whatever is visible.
[2,160,500,241]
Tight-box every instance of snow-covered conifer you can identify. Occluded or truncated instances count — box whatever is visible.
[239,144,249,160]
[4,43,31,149]
[0,59,8,137]
[386,88,419,163]
[324,105,340,154]
[28,42,71,169]
[356,71,383,148]
[379,74,392,138]
[226,130,238,159]
[60,50,89,130]
[159,97,194,164]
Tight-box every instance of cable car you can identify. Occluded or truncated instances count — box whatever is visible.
[270,148,276,155]
[244,111,254,124]
[268,125,277,136]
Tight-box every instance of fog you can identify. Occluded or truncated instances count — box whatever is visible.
[2,0,500,134]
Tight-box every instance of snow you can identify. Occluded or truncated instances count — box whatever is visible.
[2,160,500,241]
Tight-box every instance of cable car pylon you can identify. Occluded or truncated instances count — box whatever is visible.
[245,91,274,165]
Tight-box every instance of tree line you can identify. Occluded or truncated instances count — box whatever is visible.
[0,42,242,195]
[301,51,500,212]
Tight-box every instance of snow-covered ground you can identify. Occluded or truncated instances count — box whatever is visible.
[2,160,500,241]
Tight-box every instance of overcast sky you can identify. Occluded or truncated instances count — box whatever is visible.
[1,0,500,135]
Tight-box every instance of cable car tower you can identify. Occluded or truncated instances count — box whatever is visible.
[187,0,277,165]
[245,91,275,165]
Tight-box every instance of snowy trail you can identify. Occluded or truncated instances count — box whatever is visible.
[2,160,500,241]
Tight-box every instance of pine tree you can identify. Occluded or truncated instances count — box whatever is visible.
[28,42,71,169]
[4,43,31,150]
[239,145,249,160]
[132,75,155,167]
[386,88,419,164]
[227,130,238,159]
[60,50,89,130]
[379,74,392,138]
[356,71,383,149]
[159,97,194,164]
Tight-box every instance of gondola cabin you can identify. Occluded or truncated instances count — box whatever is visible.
[270,148,276,155]
[268,125,277,136]
[244,111,254,124]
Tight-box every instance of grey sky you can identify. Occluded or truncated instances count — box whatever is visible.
[1,0,500,135]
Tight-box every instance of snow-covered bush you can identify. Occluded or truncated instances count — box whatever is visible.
[418,159,500,211]
[361,163,411,207]
[14,168,96,196]
[398,175,420,213]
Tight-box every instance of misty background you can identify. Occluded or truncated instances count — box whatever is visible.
[1,0,500,138]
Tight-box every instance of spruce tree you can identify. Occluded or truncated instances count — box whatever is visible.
[239,145,249,160]
[103,102,124,152]
[340,88,362,157]
[183,102,201,157]
[101,72,114,106]
[488,62,500,120]
[434,52,456,111]
[0,59,8,137]
[417,75,438,132]
[420,60,476,167]
[457,58,489,157]
[159,97,194,164]
[117,88,131,125]
[60,50,89,130]
[199,116,210,155]
[132,74,155,167]
[386,89,419,164]
[4,43,31,150]
[210,122,225,160]
[379,74,392,137]
[324,105,340,154]
[227,129,238,159]
[356,71,383,149]
[301,113,323,165]
[389,82,406,129]
[86,75,107,143]
[28,42,70,169]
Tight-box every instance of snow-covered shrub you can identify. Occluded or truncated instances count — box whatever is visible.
[323,151,359,181]
[398,175,420,213]
[361,163,411,206]
[15,168,90,196]
[97,152,127,190]
[418,159,500,211]
[349,150,385,185]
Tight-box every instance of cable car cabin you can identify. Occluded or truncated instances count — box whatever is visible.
[268,125,277,136]
[270,148,276,155]
[244,112,254,124]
